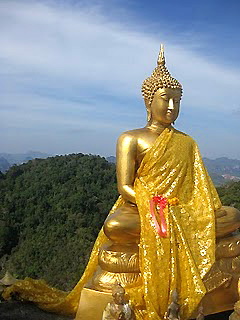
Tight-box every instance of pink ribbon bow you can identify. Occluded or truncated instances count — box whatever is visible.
[150,195,168,237]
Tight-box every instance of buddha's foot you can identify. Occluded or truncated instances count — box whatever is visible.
[90,242,141,292]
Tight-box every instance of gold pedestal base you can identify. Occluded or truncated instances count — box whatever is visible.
[92,266,141,292]
[75,287,112,320]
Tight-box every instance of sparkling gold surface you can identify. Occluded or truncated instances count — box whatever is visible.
[131,127,220,319]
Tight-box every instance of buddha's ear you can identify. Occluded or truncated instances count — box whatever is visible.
[144,98,151,123]
[144,98,150,110]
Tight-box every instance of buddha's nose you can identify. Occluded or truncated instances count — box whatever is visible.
[168,98,174,110]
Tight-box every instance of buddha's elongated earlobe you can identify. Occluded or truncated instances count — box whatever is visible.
[147,110,152,123]
[144,98,152,123]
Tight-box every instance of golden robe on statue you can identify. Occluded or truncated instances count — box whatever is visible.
[3,127,221,320]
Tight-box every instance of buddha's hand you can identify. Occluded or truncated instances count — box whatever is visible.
[215,207,227,218]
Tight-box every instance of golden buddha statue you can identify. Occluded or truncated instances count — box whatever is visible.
[3,45,240,320]
[81,45,240,319]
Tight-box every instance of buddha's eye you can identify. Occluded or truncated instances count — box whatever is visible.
[160,94,168,101]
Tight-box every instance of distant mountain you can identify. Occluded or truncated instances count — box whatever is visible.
[106,156,240,186]
[203,157,240,185]
[203,157,240,177]
[106,156,116,164]
[0,151,52,171]
[0,157,11,173]
[208,172,229,187]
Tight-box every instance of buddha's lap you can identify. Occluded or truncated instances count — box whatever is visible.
[104,202,140,242]
[104,204,240,240]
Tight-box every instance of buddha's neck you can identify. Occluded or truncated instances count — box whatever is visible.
[146,120,172,134]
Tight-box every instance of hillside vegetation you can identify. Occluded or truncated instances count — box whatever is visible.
[0,154,118,290]
[217,181,240,210]
[0,154,239,291]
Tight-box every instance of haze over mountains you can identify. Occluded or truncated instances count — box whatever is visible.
[0,152,240,186]
[0,151,52,172]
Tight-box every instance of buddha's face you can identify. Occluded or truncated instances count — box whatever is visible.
[149,88,182,124]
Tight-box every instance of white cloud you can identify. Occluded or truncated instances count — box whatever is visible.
[1,0,239,109]
[0,0,239,156]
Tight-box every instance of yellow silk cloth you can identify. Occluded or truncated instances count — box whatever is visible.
[132,127,221,319]
[3,127,221,319]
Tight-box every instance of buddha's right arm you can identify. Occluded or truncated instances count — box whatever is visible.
[116,133,137,204]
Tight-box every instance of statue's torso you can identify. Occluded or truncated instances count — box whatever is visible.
[122,127,164,169]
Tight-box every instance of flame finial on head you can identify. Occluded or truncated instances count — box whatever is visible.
[157,43,165,66]
[142,44,182,106]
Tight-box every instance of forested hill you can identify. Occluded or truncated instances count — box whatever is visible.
[217,182,240,210]
[0,154,118,290]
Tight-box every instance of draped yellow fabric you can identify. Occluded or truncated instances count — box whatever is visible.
[132,127,221,319]
[3,127,221,319]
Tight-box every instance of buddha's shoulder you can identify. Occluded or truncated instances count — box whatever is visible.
[118,128,149,141]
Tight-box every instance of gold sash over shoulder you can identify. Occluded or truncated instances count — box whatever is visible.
[3,127,221,319]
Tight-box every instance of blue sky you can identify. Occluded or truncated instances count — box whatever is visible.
[1,0,240,159]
